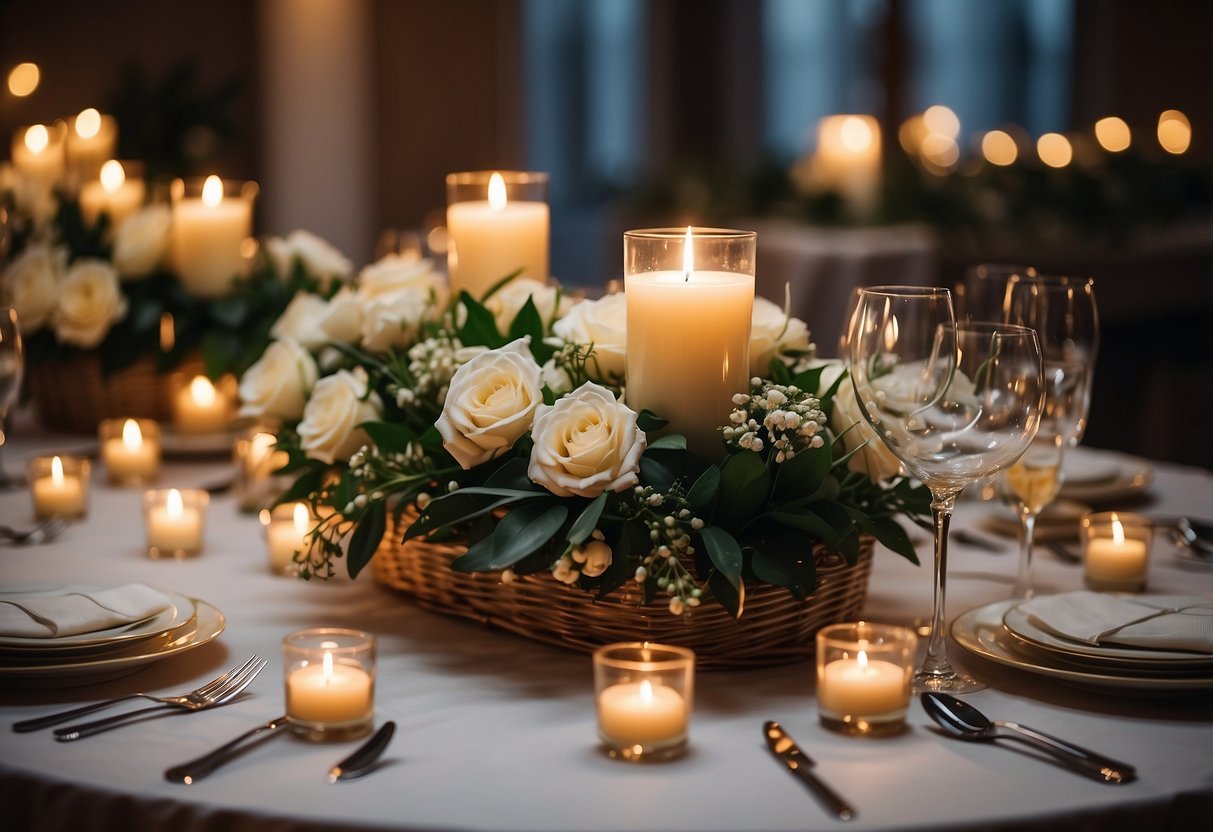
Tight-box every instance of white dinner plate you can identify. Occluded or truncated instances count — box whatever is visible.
[951,600,1213,692]
[1057,447,1154,504]
[0,590,196,652]
[0,598,225,688]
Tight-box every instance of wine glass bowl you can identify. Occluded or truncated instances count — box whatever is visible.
[0,307,24,489]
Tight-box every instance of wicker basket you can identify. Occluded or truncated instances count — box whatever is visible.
[29,352,205,433]
[373,509,875,669]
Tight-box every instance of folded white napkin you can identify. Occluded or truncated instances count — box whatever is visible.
[0,584,173,638]
[1021,591,1213,654]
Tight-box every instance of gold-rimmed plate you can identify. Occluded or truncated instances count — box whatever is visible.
[0,589,196,653]
[1002,604,1213,668]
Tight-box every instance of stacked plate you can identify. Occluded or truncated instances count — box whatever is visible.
[952,599,1213,692]
[0,588,225,688]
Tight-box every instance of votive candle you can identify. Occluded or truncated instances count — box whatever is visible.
[262,502,312,574]
[283,628,376,741]
[142,488,208,559]
[99,417,161,485]
[11,123,66,186]
[170,175,257,298]
[79,160,145,230]
[173,374,233,434]
[593,642,694,762]
[816,622,916,736]
[446,170,549,298]
[28,455,90,519]
[65,108,117,180]
[1082,511,1152,592]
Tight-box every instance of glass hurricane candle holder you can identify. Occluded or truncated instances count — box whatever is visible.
[142,488,208,559]
[261,502,312,575]
[283,628,376,741]
[171,373,234,435]
[445,170,549,299]
[816,622,916,737]
[98,417,161,486]
[234,425,290,511]
[170,176,258,298]
[593,642,694,762]
[28,455,90,519]
[1082,511,1153,592]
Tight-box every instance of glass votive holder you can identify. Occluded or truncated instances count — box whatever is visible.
[816,622,917,737]
[445,169,549,298]
[170,176,258,299]
[171,373,235,435]
[261,502,313,575]
[98,417,161,486]
[234,426,290,512]
[283,628,376,741]
[1082,511,1153,592]
[142,487,208,559]
[28,455,91,519]
[592,642,695,762]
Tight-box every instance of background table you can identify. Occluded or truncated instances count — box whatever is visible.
[1,421,1210,832]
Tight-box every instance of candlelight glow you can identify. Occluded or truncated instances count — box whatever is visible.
[899,114,927,156]
[7,62,39,97]
[189,375,218,406]
[681,226,694,280]
[322,650,334,682]
[201,175,224,207]
[293,502,310,535]
[100,160,125,192]
[1111,513,1125,546]
[488,172,507,210]
[122,419,142,450]
[167,488,184,519]
[920,133,959,173]
[882,316,900,352]
[259,508,271,526]
[840,116,875,153]
[24,124,49,154]
[1094,117,1131,152]
[923,105,960,139]
[75,108,102,139]
[1037,133,1073,168]
[51,455,64,486]
[981,130,1018,166]
[1157,110,1191,155]
[857,649,869,671]
[639,679,654,704]
[160,313,175,352]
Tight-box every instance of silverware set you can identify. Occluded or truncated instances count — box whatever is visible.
[0,516,69,546]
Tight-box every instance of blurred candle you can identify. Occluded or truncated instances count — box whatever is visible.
[809,115,882,218]
[100,418,161,485]
[262,502,312,574]
[11,123,66,185]
[446,170,549,298]
[66,108,117,179]
[173,375,232,434]
[143,488,207,559]
[79,160,146,229]
[30,455,88,519]
[170,175,256,297]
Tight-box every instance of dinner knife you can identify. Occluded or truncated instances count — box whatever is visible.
[328,721,396,783]
[763,721,856,821]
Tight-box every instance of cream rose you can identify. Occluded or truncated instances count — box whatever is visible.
[270,292,332,352]
[319,288,363,344]
[112,205,171,280]
[750,297,811,376]
[528,381,646,498]
[359,286,437,353]
[52,258,126,348]
[437,338,543,469]
[358,254,446,301]
[265,230,353,288]
[297,368,383,464]
[575,538,612,578]
[2,242,65,332]
[483,277,574,335]
[816,360,903,482]
[551,293,627,382]
[238,338,319,421]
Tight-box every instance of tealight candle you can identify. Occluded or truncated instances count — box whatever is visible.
[446,170,549,298]
[65,108,117,180]
[816,622,916,736]
[28,455,90,519]
[170,175,257,298]
[234,427,291,511]
[262,502,312,574]
[99,417,161,485]
[79,160,146,230]
[283,628,376,741]
[593,642,695,761]
[1082,511,1152,592]
[173,374,233,434]
[625,228,755,457]
[142,488,208,559]
[11,123,66,185]
[803,114,882,219]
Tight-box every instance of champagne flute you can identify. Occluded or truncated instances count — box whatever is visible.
[0,307,24,489]
[848,288,1044,692]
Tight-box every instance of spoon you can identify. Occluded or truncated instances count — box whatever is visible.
[1172,518,1213,559]
[920,693,1136,784]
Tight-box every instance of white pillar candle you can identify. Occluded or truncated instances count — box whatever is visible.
[808,114,882,219]
[817,651,908,720]
[173,375,232,434]
[79,160,145,230]
[101,418,160,484]
[170,175,255,298]
[144,488,206,557]
[65,108,117,180]
[11,124,66,186]
[1084,514,1150,591]
[597,680,687,746]
[625,228,754,458]
[446,171,549,298]
[31,455,87,519]
[263,502,311,574]
[286,652,374,724]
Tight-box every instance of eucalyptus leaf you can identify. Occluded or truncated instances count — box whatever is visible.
[766,509,842,549]
[636,410,669,432]
[750,540,817,599]
[869,516,920,565]
[647,434,687,451]
[686,466,721,513]
[347,500,386,578]
[568,492,609,546]
[699,526,743,592]
[452,503,568,572]
[708,570,745,619]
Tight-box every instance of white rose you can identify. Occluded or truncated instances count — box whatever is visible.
[0,163,56,227]
[437,338,542,469]
[319,288,364,344]
[297,368,383,465]
[816,360,903,482]
[359,285,436,353]
[551,293,627,382]
[53,258,126,348]
[358,255,446,301]
[540,357,573,395]
[270,292,331,351]
[238,338,319,421]
[750,296,811,376]
[265,230,353,288]
[112,206,171,280]
[483,277,574,336]
[528,381,646,498]
[2,242,66,332]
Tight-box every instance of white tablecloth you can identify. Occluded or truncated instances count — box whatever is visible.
[1,424,1210,832]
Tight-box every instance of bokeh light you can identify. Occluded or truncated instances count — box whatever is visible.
[1037,133,1073,168]
[1094,116,1131,152]
[7,62,39,97]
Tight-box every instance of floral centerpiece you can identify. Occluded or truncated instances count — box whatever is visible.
[241,251,929,632]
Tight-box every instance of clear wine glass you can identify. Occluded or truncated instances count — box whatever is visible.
[848,287,1044,693]
[957,263,1037,325]
[0,307,24,489]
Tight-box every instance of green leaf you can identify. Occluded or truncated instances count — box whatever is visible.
[770,437,831,505]
[699,526,743,593]
[361,421,418,453]
[452,503,568,571]
[869,516,920,565]
[484,458,539,491]
[209,295,250,329]
[636,410,668,432]
[639,448,710,494]
[767,356,793,385]
[713,451,770,530]
[791,364,828,397]
[276,466,326,506]
[767,509,841,549]
[507,296,544,343]
[750,539,817,599]
[457,291,507,349]
[568,492,609,545]
[708,570,745,619]
[647,434,686,451]
[347,500,386,578]
[686,466,721,513]
[405,491,536,539]
[597,520,648,597]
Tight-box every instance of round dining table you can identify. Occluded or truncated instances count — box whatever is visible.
[1,419,1211,832]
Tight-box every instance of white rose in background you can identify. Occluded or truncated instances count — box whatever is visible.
[483,277,574,335]
[528,381,646,498]
[112,205,171,279]
[816,360,903,482]
[358,254,446,301]
[0,163,56,227]
[551,293,627,382]
[238,338,319,421]
[319,288,363,344]
[52,258,126,348]
[749,296,811,376]
[265,229,353,288]
[437,338,542,469]
[270,292,332,351]
[297,368,383,464]
[3,242,66,332]
[360,285,439,353]
[540,357,573,395]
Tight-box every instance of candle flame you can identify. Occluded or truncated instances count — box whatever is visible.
[323,651,334,683]
[250,432,276,465]
[189,375,217,406]
[840,116,874,153]
[75,108,102,139]
[639,679,654,704]
[882,315,900,352]
[100,160,125,192]
[1111,514,1125,546]
[682,226,694,282]
[857,649,869,670]
[122,418,143,450]
[24,124,49,154]
[488,172,507,210]
[51,455,64,485]
[167,488,184,519]
[259,508,271,526]
[201,175,224,207]
[293,502,310,535]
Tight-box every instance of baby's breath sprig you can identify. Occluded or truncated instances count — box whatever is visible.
[621,484,706,616]
[721,378,828,463]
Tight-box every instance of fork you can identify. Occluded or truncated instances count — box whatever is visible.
[0,516,69,546]
[12,655,264,733]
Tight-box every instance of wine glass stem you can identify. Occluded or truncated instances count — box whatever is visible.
[921,489,961,679]
[1013,512,1038,599]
